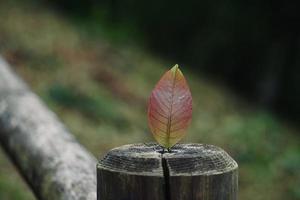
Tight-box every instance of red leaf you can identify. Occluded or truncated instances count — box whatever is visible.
[148,65,192,148]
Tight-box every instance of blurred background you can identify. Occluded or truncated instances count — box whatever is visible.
[0,0,299,199]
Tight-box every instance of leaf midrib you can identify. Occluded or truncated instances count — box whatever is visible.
[166,67,178,147]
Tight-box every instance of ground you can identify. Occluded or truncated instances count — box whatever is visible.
[0,1,299,200]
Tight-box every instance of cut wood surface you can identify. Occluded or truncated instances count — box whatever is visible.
[98,143,238,200]
[0,57,97,200]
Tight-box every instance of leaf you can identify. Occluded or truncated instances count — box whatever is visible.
[148,64,192,148]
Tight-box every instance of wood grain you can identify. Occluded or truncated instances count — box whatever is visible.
[98,143,238,200]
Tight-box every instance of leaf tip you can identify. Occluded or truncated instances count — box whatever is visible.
[171,64,179,71]
[170,64,184,77]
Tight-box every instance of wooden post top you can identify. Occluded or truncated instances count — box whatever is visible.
[97,143,238,200]
[97,143,238,176]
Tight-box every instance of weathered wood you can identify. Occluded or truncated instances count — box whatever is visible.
[0,57,97,200]
[97,143,165,200]
[97,143,238,200]
[165,144,238,200]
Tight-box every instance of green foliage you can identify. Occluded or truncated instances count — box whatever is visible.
[0,151,34,200]
[279,147,300,175]
[48,84,129,128]
[289,184,300,199]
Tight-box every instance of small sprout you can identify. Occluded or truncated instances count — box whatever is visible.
[148,64,192,149]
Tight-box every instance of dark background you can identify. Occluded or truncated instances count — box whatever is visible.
[45,0,300,123]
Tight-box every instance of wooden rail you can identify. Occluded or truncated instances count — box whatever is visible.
[0,57,97,200]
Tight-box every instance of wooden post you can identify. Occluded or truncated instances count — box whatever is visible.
[97,143,238,200]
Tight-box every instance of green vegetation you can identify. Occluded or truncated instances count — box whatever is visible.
[0,1,299,200]
[0,151,35,200]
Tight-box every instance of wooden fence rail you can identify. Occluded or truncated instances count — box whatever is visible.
[0,57,97,200]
